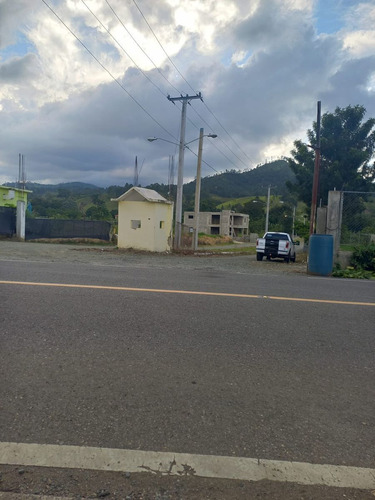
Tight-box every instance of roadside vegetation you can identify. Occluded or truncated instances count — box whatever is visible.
[332,243,375,279]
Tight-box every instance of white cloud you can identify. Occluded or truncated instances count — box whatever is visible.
[343,31,375,58]
[0,0,374,187]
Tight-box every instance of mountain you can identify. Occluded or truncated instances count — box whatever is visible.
[4,181,100,194]
[186,160,295,198]
[4,160,294,199]
[148,160,295,204]
[3,161,296,218]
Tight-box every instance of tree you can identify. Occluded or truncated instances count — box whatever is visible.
[85,205,111,220]
[287,105,375,207]
[242,199,266,234]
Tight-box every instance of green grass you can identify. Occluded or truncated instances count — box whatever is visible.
[339,244,356,252]
[217,197,257,209]
[197,246,256,255]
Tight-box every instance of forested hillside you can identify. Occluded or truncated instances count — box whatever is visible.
[5,160,295,221]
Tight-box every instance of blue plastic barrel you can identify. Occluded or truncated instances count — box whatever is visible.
[308,234,334,276]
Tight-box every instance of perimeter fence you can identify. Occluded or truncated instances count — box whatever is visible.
[0,207,16,236]
[25,218,112,241]
[339,191,375,246]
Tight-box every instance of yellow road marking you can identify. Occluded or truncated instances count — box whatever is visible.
[1,280,374,307]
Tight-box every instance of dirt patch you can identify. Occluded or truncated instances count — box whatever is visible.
[27,238,113,245]
[0,240,308,275]
[198,235,233,246]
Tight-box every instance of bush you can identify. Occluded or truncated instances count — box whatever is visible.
[332,264,372,280]
[350,243,375,271]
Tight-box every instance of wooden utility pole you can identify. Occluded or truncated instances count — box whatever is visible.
[309,101,321,236]
[167,93,202,249]
[265,185,271,233]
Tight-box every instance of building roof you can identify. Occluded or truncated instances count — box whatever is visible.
[112,186,172,204]
[0,185,32,193]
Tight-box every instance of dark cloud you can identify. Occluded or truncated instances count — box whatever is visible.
[0,0,33,49]
[0,53,39,82]
[321,56,375,112]
[230,0,314,52]
[0,0,374,187]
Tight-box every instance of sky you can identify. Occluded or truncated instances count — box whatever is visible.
[0,0,374,188]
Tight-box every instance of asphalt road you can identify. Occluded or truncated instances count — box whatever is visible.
[0,242,374,498]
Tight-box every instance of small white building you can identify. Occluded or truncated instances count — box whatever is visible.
[112,187,173,252]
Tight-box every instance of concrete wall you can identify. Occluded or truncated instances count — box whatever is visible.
[326,190,342,255]
[117,200,173,252]
[316,207,327,234]
[16,200,25,240]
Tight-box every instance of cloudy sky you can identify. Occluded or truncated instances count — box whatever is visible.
[0,0,374,187]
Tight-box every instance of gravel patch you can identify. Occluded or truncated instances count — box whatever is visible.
[0,240,308,276]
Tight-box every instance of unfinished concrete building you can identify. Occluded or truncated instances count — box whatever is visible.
[184,210,249,238]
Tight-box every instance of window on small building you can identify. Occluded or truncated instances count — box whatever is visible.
[210,227,220,235]
[131,220,141,229]
[188,214,194,219]
[160,221,165,229]
[211,214,220,225]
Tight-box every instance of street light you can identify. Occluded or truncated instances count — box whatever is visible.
[147,131,217,250]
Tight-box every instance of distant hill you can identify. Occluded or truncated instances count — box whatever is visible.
[148,160,295,206]
[4,181,100,194]
[186,160,295,198]
[4,160,294,199]
[3,160,296,217]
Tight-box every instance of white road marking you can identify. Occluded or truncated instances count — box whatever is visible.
[0,442,374,490]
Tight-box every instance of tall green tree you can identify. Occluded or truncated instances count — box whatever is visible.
[287,105,375,207]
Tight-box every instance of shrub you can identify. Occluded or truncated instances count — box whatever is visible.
[350,243,375,271]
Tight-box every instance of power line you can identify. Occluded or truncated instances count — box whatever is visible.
[185,145,219,174]
[132,0,197,95]
[80,0,167,99]
[188,104,250,168]
[201,100,255,164]
[130,0,255,168]
[84,0,224,173]
[42,0,251,176]
[105,0,183,95]
[41,0,178,142]
[183,111,247,170]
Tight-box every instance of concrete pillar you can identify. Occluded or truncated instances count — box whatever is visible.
[316,207,327,234]
[326,191,342,256]
[16,200,26,240]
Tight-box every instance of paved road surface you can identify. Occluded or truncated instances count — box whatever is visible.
[0,242,374,498]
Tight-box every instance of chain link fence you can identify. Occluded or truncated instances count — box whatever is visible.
[340,191,375,246]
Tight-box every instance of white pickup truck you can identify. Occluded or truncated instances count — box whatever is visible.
[256,232,296,262]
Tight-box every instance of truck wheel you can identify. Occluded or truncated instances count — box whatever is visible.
[256,253,263,261]
[291,253,296,262]
[284,253,290,263]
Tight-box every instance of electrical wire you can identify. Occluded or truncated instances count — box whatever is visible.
[185,146,219,174]
[131,0,255,167]
[41,0,178,142]
[131,0,197,95]
[80,0,168,98]
[188,105,251,168]
[105,0,183,95]
[201,100,255,164]
[42,0,252,175]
